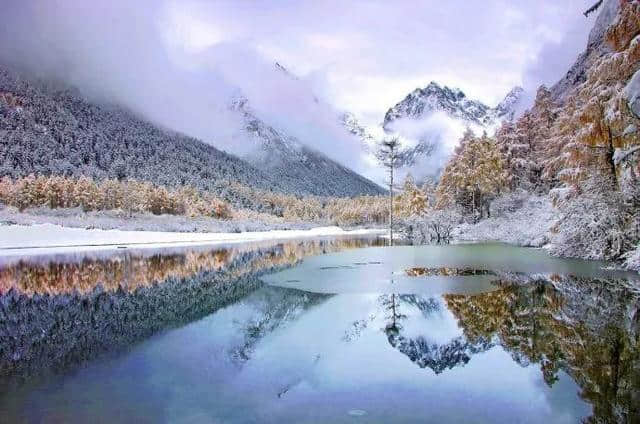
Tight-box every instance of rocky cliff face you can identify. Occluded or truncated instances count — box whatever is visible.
[553,0,640,194]
[549,0,640,195]
[550,0,621,102]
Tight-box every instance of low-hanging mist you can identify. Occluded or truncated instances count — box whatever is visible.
[0,0,370,177]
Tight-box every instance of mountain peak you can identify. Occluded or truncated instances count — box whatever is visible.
[384,83,523,129]
[384,83,490,128]
[419,82,466,100]
[494,86,524,121]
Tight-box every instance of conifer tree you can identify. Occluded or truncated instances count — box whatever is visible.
[377,136,402,243]
[436,130,507,220]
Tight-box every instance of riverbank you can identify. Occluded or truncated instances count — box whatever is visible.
[0,204,318,233]
[0,222,385,257]
[446,193,639,274]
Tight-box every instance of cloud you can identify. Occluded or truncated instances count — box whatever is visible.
[384,112,476,182]
[0,0,370,171]
[517,1,596,111]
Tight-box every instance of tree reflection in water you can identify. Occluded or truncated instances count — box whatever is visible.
[0,237,382,383]
[1,241,638,423]
[381,272,639,423]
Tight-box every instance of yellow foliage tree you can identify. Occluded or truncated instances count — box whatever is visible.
[436,130,507,220]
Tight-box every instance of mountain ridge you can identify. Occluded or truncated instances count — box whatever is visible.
[231,95,385,196]
[383,82,524,130]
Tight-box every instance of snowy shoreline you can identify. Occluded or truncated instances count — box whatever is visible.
[0,223,385,257]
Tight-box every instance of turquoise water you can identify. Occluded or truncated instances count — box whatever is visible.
[0,239,638,423]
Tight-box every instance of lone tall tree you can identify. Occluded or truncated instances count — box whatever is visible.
[377,136,402,245]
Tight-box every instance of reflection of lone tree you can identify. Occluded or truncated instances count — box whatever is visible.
[382,293,406,332]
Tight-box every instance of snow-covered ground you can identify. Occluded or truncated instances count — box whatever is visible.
[0,205,315,233]
[623,245,640,272]
[452,192,557,248]
[0,223,385,257]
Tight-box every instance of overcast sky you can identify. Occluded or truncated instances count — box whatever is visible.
[0,0,599,182]
[161,0,597,122]
[3,0,597,120]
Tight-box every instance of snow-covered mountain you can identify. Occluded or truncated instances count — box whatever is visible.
[219,62,385,194]
[383,82,524,130]
[340,111,380,152]
[368,83,525,180]
[342,110,438,174]
[494,87,526,121]
[230,95,385,196]
[0,63,383,204]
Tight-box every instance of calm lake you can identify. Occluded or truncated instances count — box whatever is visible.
[0,237,638,423]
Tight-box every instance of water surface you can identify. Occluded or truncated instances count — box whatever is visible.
[0,239,638,423]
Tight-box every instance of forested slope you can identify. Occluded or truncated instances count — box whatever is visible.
[0,66,383,209]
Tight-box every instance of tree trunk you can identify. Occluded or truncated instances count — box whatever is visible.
[389,161,394,246]
[471,189,476,223]
[607,126,618,189]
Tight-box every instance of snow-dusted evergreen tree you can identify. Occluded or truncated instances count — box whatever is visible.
[495,86,557,192]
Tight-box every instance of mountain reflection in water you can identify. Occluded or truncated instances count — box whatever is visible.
[0,241,638,423]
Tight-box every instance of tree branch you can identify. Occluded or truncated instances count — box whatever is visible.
[583,0,603,17]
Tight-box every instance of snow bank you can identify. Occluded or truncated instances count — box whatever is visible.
[452,192,556,248]
[0,223,385,257]
[0,205,315,233]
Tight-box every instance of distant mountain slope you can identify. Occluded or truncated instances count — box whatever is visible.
[341,111,378,151]
[230,96,385,197]
[0,66,282,208]
[342,110,438,177]
[383,82,523,130]
[0,66,383,204]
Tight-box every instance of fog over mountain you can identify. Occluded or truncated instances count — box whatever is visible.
[0,0,598,184]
